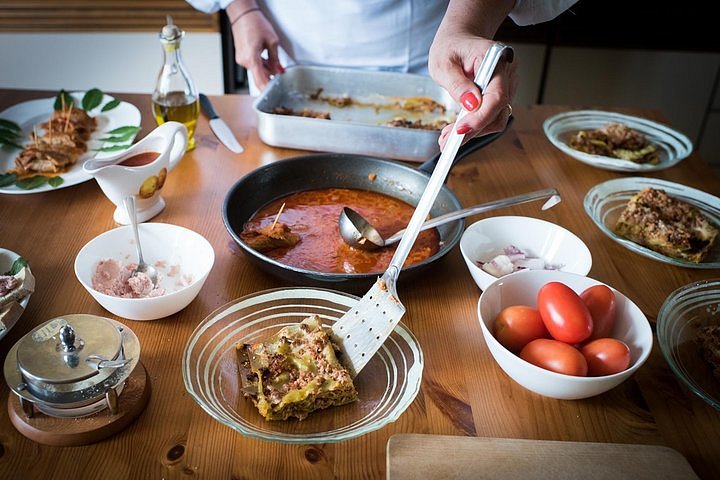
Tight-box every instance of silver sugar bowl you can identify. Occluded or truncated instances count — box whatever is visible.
[4,314,140,418]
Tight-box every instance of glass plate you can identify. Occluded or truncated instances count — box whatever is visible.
[0,248,32,341]
[657,279,720,410]
[584,177,720,269]
[0,91,141,194]
[182,287,423,443]
[543,110,692,172]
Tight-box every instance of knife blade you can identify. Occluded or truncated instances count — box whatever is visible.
[199,93,244,153]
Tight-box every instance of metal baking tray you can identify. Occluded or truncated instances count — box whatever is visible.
[253,65,458,162]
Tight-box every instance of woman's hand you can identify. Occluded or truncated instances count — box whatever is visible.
[227,3,283,91]
[429,0,518,149]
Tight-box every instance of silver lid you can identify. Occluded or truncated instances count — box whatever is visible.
[17,315,122,385]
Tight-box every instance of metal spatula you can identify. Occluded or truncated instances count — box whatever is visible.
[331,42,514,377]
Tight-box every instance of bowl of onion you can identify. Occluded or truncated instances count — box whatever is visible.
[460,216,592,291]
[477,270,653,399]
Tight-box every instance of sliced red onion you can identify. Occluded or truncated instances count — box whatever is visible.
[476,245,563,278]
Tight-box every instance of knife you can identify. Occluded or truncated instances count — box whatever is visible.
[199,93,244,153]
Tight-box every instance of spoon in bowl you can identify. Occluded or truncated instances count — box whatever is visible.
[124,195,158,287]
[339,188,562,251]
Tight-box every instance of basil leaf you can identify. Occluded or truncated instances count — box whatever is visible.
[0,118,21,132]
[0,138,23,150]
[5,257,28,276]
[94,144,132,152]
[0,129,20,142]
[82,88,104,112]
[48,176,64,187]
[0,172,17,187]
[101,99,121,112]
[106,125,141,136]
[15,175,49,190]
[99,131,138,142]
[53,90,75,111]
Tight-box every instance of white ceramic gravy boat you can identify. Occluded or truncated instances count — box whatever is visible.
[84,122,188,224]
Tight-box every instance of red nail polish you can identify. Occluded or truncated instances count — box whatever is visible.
[460,92,479,111]
[456,125,471,135]
[278,65,286,74]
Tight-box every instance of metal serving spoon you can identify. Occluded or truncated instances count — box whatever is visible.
[123,195,158,287]
[339,188,562,251]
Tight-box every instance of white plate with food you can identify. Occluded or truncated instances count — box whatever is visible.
[544,110,693,172]
[0,90,141,194]
[0,249,34,341]
[584,177,720,268]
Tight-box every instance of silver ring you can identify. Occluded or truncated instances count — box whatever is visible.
[506,104,513,117]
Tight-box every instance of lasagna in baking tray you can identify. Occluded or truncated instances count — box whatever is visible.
[615,187,719,263]
[237,315,357,421]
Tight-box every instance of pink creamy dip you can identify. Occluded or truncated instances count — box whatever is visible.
[92,259,165,298]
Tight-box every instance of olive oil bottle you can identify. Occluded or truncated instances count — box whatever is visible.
[152,16,199,150]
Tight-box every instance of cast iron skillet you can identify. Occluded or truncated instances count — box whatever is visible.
[223,122,510,290]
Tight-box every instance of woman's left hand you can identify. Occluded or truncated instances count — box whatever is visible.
[428,0,518,150]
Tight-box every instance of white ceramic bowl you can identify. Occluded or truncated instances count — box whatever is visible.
[74,223,215,321]
[460,216,592,291]
[478,270,653,399]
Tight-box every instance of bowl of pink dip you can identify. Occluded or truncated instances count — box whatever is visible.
[75,223,215,320]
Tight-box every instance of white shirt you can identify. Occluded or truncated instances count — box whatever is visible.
[187,0,578,84]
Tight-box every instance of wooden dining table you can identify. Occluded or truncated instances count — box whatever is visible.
[0,88,719,479]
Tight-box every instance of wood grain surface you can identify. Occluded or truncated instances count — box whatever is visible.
[0,89,719,479]
[0,1,218,32]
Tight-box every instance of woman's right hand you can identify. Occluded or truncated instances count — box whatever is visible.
[227,3,284,91]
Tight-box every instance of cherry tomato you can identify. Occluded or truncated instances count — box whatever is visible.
[580,338,631,376]
[493,305,549,353]
[537,282,593,344]
[580,285,617,340]
[519,338,588,376]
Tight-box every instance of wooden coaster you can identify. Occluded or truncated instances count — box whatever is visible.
[7,362,151,446]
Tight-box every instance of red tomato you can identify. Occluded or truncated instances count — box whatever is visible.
[493,305,549,353]
[580,338,631,376]
[580,285,617,340]
[537,282,593,344]
[519,338,588,376]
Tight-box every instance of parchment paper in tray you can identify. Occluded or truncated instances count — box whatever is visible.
[252,65,459,162]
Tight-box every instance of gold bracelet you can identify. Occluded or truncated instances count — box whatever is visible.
[230,6,261,25]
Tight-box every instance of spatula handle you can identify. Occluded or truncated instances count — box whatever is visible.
[386,42,514,282]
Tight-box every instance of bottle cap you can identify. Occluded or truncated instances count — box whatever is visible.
[160,15,184,43]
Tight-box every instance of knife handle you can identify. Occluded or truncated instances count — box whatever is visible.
[199,93,219,119]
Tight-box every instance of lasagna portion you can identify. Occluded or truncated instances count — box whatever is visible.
[272,106,331,119]
[271,88,451,130]
[615,187,718,263]
[384,116,451,131]
[569,122,660,164]
[237,315,357,421]
[697,325,720,381]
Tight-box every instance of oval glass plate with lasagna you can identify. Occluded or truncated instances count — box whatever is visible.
[0,91,141,194]
[584,177,720,268]
[182,287,424,443]
[0,248,33,341]
[544,110,693,172]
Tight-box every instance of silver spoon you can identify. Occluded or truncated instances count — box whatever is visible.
[339,188,562,251]
[123,195,158,287]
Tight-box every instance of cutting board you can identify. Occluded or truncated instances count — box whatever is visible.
[387,434,699,480]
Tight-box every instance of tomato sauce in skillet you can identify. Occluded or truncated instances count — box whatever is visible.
[242,188,441,274]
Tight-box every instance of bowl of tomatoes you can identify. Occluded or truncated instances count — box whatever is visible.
[477,270,653,399]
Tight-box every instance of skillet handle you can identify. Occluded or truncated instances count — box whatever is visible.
[418,115,514,175]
